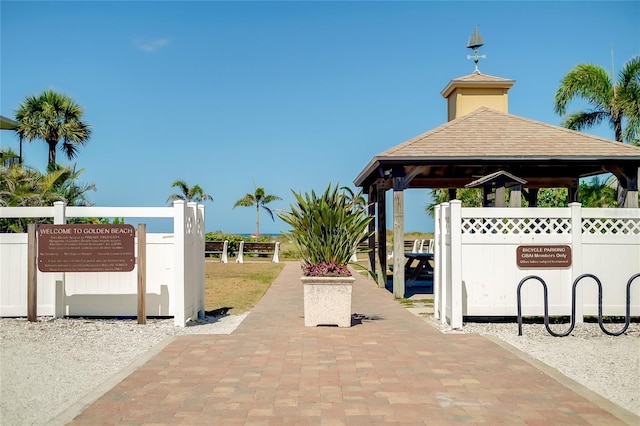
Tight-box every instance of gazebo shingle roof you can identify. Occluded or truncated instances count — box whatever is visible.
[378,107,640,159]
[354,107,640,189]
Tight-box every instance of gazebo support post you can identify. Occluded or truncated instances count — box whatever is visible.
[624,168,638,208]
[509,185,522,207]
[376,186,387,288]
[392,170,406,299]
[495,186,506,207]
[528,188,539,207]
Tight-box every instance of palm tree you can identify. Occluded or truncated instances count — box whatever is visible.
[15,89,92,167]
[579,176,618,207]
[233,187,282,239]
[166,179,213,204]
[554,56,640,144]
[554,55,640,205]
[46,163,96,207]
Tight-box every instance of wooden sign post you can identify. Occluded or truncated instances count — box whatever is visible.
[137,224,146,324]
[27,224,37,322]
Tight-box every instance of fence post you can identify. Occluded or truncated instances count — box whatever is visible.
[173,200,186,326]
[137,224,146,325]
[27,224,37,322]
[197,204,205,318]
[570,202,584,323]
[186,202,197,322]
[450,200,463,329]
[53,202,66,318]
[439,202,450,325]
[434,204,441,320]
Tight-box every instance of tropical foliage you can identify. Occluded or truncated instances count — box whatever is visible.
[278,184,373,277]
[0,162,96,232]
[554,56,640,205]
[528,180,617,208]
[166,179,213,204]
[233,187,282,239]
[579,177,618,207]
[0,147,20,167]
[425,178,618,215]
[15,89,92,167]
[554,55,640,145]
[426,188,483,217]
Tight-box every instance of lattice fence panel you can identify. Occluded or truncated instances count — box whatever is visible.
[582,218,640,235]
[461,217,572,234]
[185,214,193,235]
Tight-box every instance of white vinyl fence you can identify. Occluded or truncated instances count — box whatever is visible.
[0,201,205,326]
[434,201,640,329]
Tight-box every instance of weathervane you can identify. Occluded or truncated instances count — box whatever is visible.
[466,25,486,73]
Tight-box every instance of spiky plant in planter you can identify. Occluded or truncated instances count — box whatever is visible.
[278,184,374,277]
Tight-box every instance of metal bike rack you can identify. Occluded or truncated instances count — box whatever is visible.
[516,273,640,337]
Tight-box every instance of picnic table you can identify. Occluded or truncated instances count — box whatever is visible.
[404,252,434,287]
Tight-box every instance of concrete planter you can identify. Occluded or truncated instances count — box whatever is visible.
[301,276,355,327]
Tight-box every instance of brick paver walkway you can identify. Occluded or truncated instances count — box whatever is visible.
[67,262,637,425]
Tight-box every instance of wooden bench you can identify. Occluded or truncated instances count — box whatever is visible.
[236,241,280,263]
[387,240,421,261]
[405,239,420,253]
[417,239,434,254]
[204,240,229,263]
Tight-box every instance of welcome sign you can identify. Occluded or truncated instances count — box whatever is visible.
[38,224,135,272]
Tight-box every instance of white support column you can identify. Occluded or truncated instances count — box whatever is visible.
[53,201,66,318]
[173,200,186,327]
[449,200,463,329]
[439,202,449,325]
[198,204,207,318]
[434,204,441,320]
[186,202,197,322]
[196,203,206,319]
[570,202,584,323]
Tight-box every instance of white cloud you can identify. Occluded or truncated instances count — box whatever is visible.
[135,38,169,53]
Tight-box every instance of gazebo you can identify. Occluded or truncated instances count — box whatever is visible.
[353,71,640,295]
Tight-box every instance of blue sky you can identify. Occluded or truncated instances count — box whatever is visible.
[1,1,639,234]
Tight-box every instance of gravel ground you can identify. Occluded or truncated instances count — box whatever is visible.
[1,314,638,425]
[0,314,247,426]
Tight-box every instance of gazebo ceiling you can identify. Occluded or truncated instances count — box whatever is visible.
[354,107,640,191]
[0,115,18,130]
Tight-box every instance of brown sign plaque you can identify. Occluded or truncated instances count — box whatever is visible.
[38,224,135,272]
[516,245,572,269]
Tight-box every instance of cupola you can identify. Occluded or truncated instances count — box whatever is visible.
[440,26,515,121]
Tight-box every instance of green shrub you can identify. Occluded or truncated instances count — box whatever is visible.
[278,184,374,276]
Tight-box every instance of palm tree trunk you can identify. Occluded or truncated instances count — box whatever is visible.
[255,204,260,239]
[47,140,57,167]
